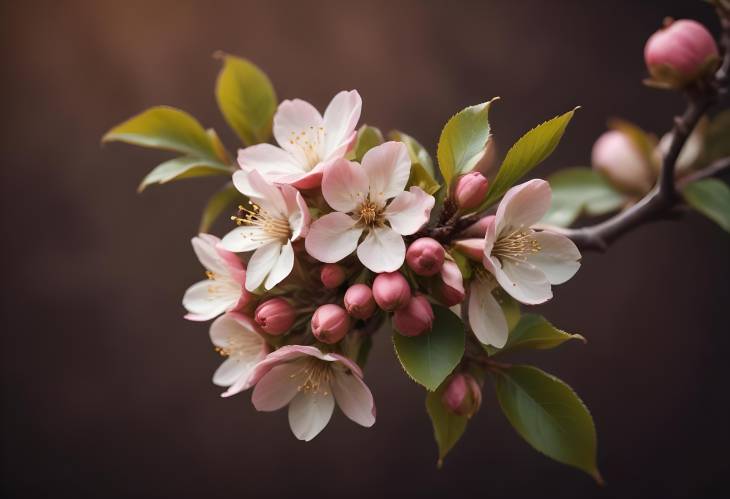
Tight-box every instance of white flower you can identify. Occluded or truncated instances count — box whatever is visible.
[237,90,362,189]
[305,141,435,273]
[182,234,249,321]
[219,170,310,292]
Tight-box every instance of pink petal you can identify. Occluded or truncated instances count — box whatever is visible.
[495,179,552,235]
[331,370,375,428]
[454,238,485,261]
[192,234,228,276]
[280,184,310,241]
[237,143,304,184]
[468,280,508,347]
[288,391,335,441]
[273,98,324,163]
[322,90,362,159]
[440,261,464,295]
[233,170,287,217]
[529,231,581,285]
[384,186,435,236]
[250,362,304,409]
[305,212,363,263]
[361,141,411,205]
[356,226,405,273]
[248,345,322,387]
[322,158,369,213]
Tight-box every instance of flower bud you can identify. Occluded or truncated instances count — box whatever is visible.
[454,172,489,210]
[344,284,377,320]
[442,373,482,418]
[254,298,295,336]
[591,130,654,195]
[453,238,485,261]
[406,237,445,276]
[393,294,434,337]
[372,272,411,311]
[311,304,350,344]
[436,261,465,306]
[644,19,719,89]
[320,263,346,289]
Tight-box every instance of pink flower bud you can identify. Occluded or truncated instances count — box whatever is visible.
[436,261,465,306]
[311,304,351,344]
[254,298,295,336]
[393,294,434,337]
[453,238,485,261]
[320,263,346,289]
[372,272,411,311]
[591,130,654,195]
[406,237,445,276]
[344,284,377,319]
[644,19,719,89]
[442,373,482,418]
[454,172,489,210]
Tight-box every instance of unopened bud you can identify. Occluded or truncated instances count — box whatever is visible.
[311,304,350,344]
[344,284,377,320]
[436,261,465,306]
[442,373,482,418]
[372,272,411,311]
[591,130,654,195]
[454,172,489,210]
[320,263,346,289]
[406,237,445,276]
[254,298,296,336]
[393,294,434,337]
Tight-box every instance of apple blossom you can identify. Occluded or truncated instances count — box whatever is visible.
[320,263,346,289]
[372,271,411,311]
[311,304,351,344]
[406,237,445,276]
[210,312,268,397]
[254,298,295,335]
[237,90,362,189]
[344,284,377,319]
[182,234,250,321]
[393,294,434,337]
[249,345,375,441]
[219,169,310,292]
[305,141,435,273]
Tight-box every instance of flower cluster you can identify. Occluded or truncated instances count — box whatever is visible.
[181,91,581,441]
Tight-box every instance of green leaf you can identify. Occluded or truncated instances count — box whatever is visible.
[138,156,230,192]
[408,163,441,196]
[389,130,436,177]
[542,167,624,227]
[103,106,218,159]
[449,250,472,281]
[683,179,730,232]
[215,54,277,146]
[426,382,468,467]
[493,365,601,482]
[352,125,384,161]
[487,314,585,356]
[199,182,246,233]
[483,108,578,209]
[696,110,730,168]
[437,98,498,185]
[392,305,465,391]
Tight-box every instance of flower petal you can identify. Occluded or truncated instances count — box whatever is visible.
[331,371,375,427]
[529,231,581,285]
[220,226,273,253]
[245,242,282,292]
[361,141,411,204]
[322,90,362,158]
[495,179,552,234]
[264,240,295,290]
[288,391,335,441]
[440,261,464,295]
[322,158,369,213]
[493,258,552,305]
[182,280,237,321]
[273,98,324,162]
[213,358,252,387]
[192,234,229,276]
[468,280,508,348]
[356,226,405,273]
[233,169,288,217]
[250,362,304,409]
[305,212,363,263]
[279,184,310,241]
[237,143,304,183]
[384,186,435,235]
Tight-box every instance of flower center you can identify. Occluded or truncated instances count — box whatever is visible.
[232,202,292,241]
[288,126,326,169]
[492,229,541,263]
[289,358,334,396]
[356,199,385,227]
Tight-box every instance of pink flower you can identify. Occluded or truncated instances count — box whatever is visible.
[219,170,310,292]
[182,234,250,321]
[249,345,375,441]
[210,312,268,397]
[237,91,362,189]
[305,141,435,273]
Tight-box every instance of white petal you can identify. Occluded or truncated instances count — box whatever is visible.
[322,90,362,158]
[237,143,305,183]
[182,280,236,321]
[286,186,311,241]
[273,98,325,166]
[245,242,282,292]
[321,159,369,213]
[493,259,552,305]
[305,212,363,263]
[495,179,552,235]
[233,170,288,217]
[361,141,411,204]
[251,362,303,410]
[192,235,228,276]
[384,186,435,235]
[264,240,295,290]
[288,391,335,441]
[529,231,581,285]
[213,358,252,387]
[220,226,272,253]
[468,280,508,348]
[356,226,405,273]
[331,371,375,427]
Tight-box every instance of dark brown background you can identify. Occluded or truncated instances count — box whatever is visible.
[2,1,729,498]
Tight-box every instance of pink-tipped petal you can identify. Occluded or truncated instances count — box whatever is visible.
[356,226,406,273]
[361,141,411,205]
[192,234,228,276]
[384,186,435,236]
[237,144,303,182]
[250,362,304,409]
[322,158,370,213]
[305,212,363,263]
[322,90,362,157]
[496,179,552,234]
[331,371,375,427]
[273,98,324,162]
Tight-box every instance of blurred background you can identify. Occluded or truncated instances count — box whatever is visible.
[1,0,729,498]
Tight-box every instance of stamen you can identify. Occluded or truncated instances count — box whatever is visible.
[288,359,333,396]
[356,199,385,227]
[493,230,541,263]
[289,126,326,169]
[231,202,291,240]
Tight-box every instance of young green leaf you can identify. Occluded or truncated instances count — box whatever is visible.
[437,99,498,185]
[389,130,436,177]
[682,178,730,232]
[694,110,730,168]
[483,108,578,209]
[487,314,585,356]
[138,156,230,192]
[542,167,624,227]
[408,163,441,196]
[392,305,465,391]
[199,182,246,233]
[215,53,277,146]
[103,106,218,159]
[353,125,384,161]
[426,382,468,467]
[492,365,601,483]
